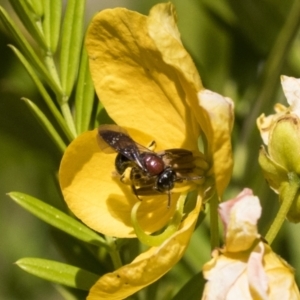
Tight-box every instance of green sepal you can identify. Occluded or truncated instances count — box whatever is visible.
[75,47,95,134]
[42,0,62,53]
[15,258,99,291]
[59,0,86,97]
[279,174,300,223]
[258,145,288,192]
[22,98,67,152]
[8,192,108,248]
[269,115,300,174]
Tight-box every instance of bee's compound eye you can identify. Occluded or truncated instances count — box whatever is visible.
[143,154,165,176]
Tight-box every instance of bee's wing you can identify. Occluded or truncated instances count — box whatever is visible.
[98,124,146,169]
[159,149,195,170]
[97,124,129,153]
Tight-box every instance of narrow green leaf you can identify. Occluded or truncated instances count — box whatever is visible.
[60,0,86,96]
[16,258,99,291]
[172,272,205,300]
[8,0,47,49]
[26,0,44,17]
[22,98,67,152]
[8,192,108,248]
[0,7,62,95]
[9,45,74,141]
[75,47,95,134]
[43,0,62,53]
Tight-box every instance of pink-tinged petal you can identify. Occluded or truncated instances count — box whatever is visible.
[219,188,261,252]
[281,75,300,116]
[202,250,252,300]
[247,243,268,299]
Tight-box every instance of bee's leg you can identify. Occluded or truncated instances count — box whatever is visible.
[120,167,132,184]
[167,190,171,209]
[131,184,143,201]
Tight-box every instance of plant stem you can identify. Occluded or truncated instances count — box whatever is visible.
[44,51,60,85]
[265,172,300,244]
[105,236,123,270]
[60,101,77,138]
[209,191,219,250]
[44,53,77,138]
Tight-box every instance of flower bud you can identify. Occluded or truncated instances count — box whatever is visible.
[259,114,300,222]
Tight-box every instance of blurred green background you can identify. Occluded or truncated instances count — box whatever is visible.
[1,0,300,299]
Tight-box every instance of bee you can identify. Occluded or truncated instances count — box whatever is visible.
[97,124,202,207]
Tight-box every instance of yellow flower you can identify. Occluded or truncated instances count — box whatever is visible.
[60,2,234,238]
[202,189,300,300]
[59,3,234,299]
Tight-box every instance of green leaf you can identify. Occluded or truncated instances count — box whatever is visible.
[26,0,44,17]
[43,0,62,53]
[60,0,86,97]
[8,192,108,248]
[16,258,99,291]
[9,45,74,141]
[22,98,67,152]
[172,272,205,300]
[0,7,62,95]
[75,47,95,134]
[8,0,47,49]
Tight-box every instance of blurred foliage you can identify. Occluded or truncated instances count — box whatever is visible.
[1,0,300,299]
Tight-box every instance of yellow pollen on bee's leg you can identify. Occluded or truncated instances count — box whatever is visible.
[120,167,132,185]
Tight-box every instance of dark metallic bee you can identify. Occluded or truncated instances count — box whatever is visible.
[97,124,202,206]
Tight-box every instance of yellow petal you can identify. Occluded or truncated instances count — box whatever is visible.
[86,6,199,150]
[147,3,202,93]
[264,244,300,299]
[198,90,234,197]
[202,243,268,300]
[147,3,234,196]
[59,128,180,238]
[87,195,202,300]
[202,249,253,300]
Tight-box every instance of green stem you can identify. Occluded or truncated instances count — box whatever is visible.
[131,194,186,247]
[265,172,300,244]
[44,52,61,89]
[61,101,77,138]
[44,54,77,138]
[105,236,123,270]
[209,191,219,249]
